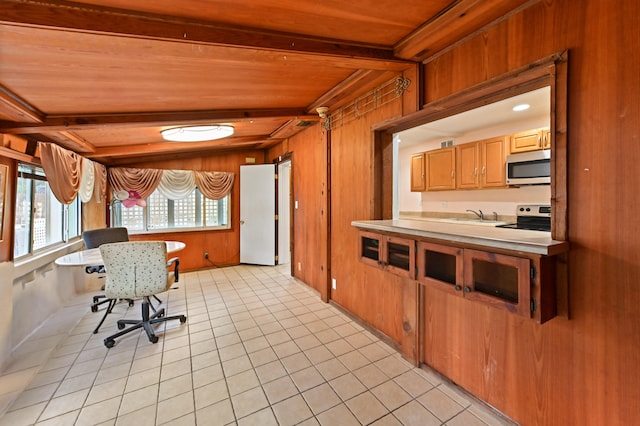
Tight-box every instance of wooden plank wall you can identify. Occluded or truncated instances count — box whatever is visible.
[268,122,329,299]
[0,157,13,262]
[414,0,639,424]
[328,100,408,343]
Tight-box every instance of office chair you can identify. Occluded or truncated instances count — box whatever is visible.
[82,227,134,333]
[100,241,186,348]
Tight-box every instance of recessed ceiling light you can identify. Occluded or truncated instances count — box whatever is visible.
[512,103,530,112]
[161,125,234,142]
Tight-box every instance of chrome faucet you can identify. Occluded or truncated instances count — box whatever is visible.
[466,209,484,220]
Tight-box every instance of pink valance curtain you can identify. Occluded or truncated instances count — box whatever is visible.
[108,167,163,199]
[39,142,107,204]
[109,167,234,200]
[39,142,83,204]
[194,171,235,200]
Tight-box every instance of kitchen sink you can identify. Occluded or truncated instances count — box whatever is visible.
[438,218,507,226]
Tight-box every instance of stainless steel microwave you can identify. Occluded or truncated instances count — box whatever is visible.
[505,150,551,185]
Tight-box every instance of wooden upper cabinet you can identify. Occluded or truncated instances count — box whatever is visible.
[456,142,480,189]
[481,136,507,187]
[542,129,552,149]
[426,147,456,191]
[456,136,507,189]
[510,128,550,153]
[410,152,426,192]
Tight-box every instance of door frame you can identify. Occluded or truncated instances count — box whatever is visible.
[273,152,294,275]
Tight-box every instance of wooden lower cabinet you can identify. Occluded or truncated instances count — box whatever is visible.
[416,241,463,294]
[359,231,415,279]
[416,240,555,323]
[462,248,532,318]
[361,230,557,323]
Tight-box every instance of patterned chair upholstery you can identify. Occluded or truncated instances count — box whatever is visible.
[82,227,133,334]
[100,241,186,348]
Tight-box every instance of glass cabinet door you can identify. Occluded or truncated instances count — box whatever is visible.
[384,235,415,279]
[463,248,531,318]
[359,231,382,268]
[416,241,463,294]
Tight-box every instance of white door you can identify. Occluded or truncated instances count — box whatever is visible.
[277,160,292,265]
[240,164,276,265]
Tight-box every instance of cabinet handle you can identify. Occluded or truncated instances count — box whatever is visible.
[538,135,541,146]
[481,166,486,176]
[473,167,477,176]
[451,170,454,178]
[464,286,471,293]
[455,285,462,292]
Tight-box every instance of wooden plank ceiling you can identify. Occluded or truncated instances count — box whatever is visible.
[0,0,529,165]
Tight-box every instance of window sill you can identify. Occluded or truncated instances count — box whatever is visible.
[13,239,84,280]
[128,226,231,235]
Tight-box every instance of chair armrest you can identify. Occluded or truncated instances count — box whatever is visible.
[167,257,180,282]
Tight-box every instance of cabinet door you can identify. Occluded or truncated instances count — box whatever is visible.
[481,136,507,188]
[510,129,542,153]
[542,129,551,149]
[463,249,531,318]
[426,147,456,190]
[410,153,426,192]
[359,231,382,269]
[456,142,480,189]
[417,241,463,294]
[384,235,415,279]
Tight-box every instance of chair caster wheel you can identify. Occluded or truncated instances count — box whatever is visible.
[180,316,187,323]
[104,339,115,348]
[91,306,98,312]
[117,322,126,330]
[150,335,159,344]
[128,300,134,307]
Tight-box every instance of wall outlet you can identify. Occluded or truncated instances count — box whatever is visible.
[297,262,301,271]
[332,278,337,290]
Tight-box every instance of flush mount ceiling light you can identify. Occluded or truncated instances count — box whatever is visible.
[161,125,234,142]
[512,103,531,112]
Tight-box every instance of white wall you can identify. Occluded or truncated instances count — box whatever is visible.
[397,118,551,218]
[0,240,91,371]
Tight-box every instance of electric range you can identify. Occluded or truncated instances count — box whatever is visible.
[496,204,551,231]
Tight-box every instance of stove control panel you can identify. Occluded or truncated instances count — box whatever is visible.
[516,204,551,217]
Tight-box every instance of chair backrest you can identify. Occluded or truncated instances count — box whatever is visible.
[82,227,129,249]
[100,241,171,299]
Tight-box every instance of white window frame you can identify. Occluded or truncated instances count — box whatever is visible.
[14,163,82,259]
[111,188,231,234]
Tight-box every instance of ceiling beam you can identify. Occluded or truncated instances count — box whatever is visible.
[394,0,534,61]
[0,84,43,123]
[0,108,307,133]
[0,0,406,63]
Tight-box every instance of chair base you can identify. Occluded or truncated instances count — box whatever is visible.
[92,295,162,334]
[104,297,186,348]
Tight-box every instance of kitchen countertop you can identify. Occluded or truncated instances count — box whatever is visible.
[352,218,569,256]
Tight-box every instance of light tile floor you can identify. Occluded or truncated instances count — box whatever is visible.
[0,265,517,425]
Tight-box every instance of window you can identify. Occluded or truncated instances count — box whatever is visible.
[14,163,81,258]
[112,188,230,232]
